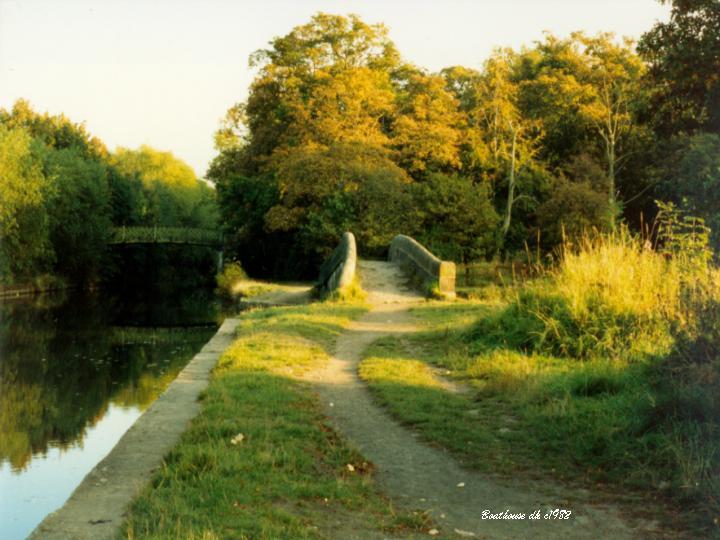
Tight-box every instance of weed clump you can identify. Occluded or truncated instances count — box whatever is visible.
[475,221,717,362]
[324,276,367,304]
[215,261,248,298]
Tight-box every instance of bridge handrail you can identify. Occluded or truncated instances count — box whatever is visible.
[109,226,222,246]
[315,232,357,294]
[388,234,455,297]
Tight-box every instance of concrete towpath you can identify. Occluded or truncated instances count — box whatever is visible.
[307,260,662,539]
[29,318,241,540]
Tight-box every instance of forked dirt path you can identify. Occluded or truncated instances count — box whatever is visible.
[308,260,665,539]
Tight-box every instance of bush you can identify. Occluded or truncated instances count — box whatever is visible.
[475,230,679,360]
[410,173,499,262]
[215,262,248,297]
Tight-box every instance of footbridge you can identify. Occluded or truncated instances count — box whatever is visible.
[108,226,224,272]
[315,232,456,298]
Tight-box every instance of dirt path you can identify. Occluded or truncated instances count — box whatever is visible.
[308,260,662,539]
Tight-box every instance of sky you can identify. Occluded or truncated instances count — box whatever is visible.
[0,0,670,178]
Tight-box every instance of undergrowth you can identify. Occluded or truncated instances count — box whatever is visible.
[363,210,719,535]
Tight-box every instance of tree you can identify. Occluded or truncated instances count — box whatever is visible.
[111,146,217,229]
[235,13,400,170]
[472,49,542,240]
[43,148,112,285]
[639,0,720,135]
[265,142,410,258]
[411,173,499,262]
[515,35,593,167]
[0,125,52,282]
[655,133,720,251]
[576,33,645,224]
[536,179,610,248]
[514,34,646,228]
[391,70,464,176]
[0,98,108,160]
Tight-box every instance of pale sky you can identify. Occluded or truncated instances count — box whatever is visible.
[0,0,670,178]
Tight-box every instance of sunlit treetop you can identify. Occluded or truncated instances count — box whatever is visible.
[250,12,400,75]
[111,145,199,189]
[0,99,108,161]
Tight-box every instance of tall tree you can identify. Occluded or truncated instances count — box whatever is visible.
[233,12,400,171]
[43,148,112,285]
[576,33,645,224]
[639,0,720,135]
[111,146,217,229]
[0,98,108,160]
[473,49,542,239]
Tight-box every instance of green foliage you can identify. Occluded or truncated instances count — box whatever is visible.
[656,134,720,252]
[0,98,108,160]
[0,100,220,287]
[391,70,464,175]
[215,261,248,298]
[656,200,714,273]
[213,173,287,277]
[411,173,498,262]
[217,142,411,277]
[0,125,53,282]
[639,0,720,134]
[111,145,218,229]
[212,14,664,276]
[536,177,609,247]
[43,147,112,285]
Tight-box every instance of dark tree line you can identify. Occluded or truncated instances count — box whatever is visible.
[0,101,219,287]
[211,2,719,279]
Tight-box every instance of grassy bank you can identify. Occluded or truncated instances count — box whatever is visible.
[121,302,428,539]
[361,229,719,536]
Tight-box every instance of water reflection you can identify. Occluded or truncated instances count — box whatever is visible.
[0,288,221,538]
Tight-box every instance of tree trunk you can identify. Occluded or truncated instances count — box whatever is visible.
[606,134,617,229]
[502,128,517,238]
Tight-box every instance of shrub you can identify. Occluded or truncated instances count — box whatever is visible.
[215,261,247,297]
[477,219,718,361]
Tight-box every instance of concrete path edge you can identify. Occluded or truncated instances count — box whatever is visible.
[29,317,241,540]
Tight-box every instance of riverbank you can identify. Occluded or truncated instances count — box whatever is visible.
[1,285,228,539]
[29,317,241,539]
[120,302,429,539]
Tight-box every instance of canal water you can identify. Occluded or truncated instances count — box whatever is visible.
[0,288,223,539]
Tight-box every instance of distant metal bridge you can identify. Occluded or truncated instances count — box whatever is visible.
[109,227,223,247]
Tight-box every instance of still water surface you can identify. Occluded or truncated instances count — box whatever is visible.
[0,289,222,539]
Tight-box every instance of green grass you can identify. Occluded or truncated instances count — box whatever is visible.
[360,300,714,533]
[322,275,368,304]
[360,231,720,536]
[121,304,428,539]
